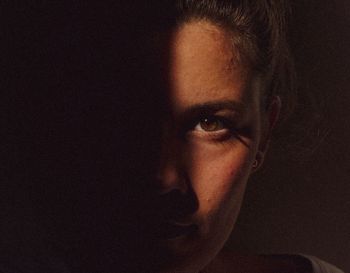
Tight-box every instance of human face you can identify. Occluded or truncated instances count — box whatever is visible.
[153,20,267,272]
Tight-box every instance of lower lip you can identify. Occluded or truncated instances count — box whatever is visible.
[156,222,197,240]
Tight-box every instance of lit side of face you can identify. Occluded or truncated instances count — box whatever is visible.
[155,20,270,273]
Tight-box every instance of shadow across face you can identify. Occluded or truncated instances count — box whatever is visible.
[3,2,199,273]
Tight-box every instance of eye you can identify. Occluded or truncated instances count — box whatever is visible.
[194,116,226,132]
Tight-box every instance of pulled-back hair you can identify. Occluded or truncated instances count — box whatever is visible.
[175,0,295,118]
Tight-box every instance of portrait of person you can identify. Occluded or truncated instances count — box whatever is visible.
[1,1,349,273]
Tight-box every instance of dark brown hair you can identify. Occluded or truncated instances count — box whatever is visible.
[175,0,295,119]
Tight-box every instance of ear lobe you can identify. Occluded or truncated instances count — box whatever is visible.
[258,95,282,157]
[251,150,265,173]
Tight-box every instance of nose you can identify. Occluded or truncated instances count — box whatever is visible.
[156,132,188,194]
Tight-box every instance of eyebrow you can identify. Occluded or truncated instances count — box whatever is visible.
[179,100,246,117]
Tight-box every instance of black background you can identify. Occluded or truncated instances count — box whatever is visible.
[230,1,350,272]
[1,1,349,272]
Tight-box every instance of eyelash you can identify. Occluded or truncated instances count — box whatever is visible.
[194,116,227,131]
[186,115,236,140]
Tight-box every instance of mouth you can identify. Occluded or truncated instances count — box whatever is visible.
[155,221,197,240]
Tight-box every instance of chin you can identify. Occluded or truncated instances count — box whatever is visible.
[147,229,224,273]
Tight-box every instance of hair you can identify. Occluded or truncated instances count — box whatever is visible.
[174,0,295,119]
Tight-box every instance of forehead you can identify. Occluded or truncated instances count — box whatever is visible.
[167,20,257,112]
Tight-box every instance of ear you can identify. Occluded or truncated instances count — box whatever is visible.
[255,96,281,169]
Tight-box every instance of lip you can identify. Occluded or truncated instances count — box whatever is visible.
[155,221,197,240]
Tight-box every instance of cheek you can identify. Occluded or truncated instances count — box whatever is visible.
[186,140,254,209]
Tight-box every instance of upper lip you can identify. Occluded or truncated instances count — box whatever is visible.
[155,221,197,239]
[166,220,194,227]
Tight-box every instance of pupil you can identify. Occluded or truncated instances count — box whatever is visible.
[201,118,218,131]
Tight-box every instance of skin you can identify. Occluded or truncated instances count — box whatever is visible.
[153,20,281,273]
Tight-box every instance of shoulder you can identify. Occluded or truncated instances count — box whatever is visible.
[299,255,345,273]
[204,251,344,273]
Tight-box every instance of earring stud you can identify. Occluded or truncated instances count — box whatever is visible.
[252,159,259,168]
[252,151,264,169]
